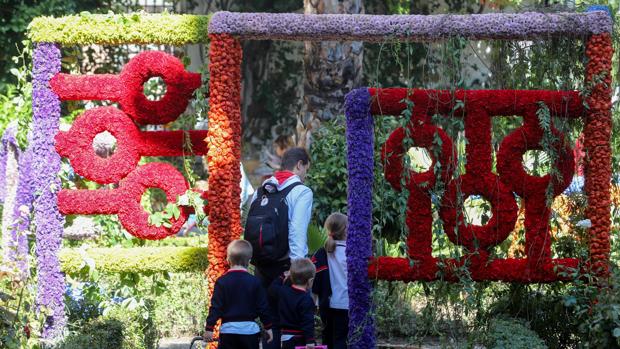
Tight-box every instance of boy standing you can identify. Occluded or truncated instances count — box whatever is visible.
[270,258,317,349]
[205,240,273,349]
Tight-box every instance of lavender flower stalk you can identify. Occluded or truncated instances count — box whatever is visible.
[8,144,35,279]
[32,42,66,340]
[1,124,20,258]
[345,88,375,348]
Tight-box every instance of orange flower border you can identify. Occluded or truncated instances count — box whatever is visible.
[584,32,613,277]
[206,33,243,340]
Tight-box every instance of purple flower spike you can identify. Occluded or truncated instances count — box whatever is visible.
[0,123,18,204]
[209,11,612,41]
[2,124,20,261]
[1,123,34,279]
[345,88,375,349]
[8,144,35,279]
[32,42,66,340]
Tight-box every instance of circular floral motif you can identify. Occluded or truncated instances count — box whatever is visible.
[55,106,141,184]
[382,122,454,191]
[440,174,518,251]
[117,162,189,240]
[119,50,201,124]
[497,126,574,198]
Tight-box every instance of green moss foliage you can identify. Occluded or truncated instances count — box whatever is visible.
[28,12,210,45]
[59,246,208,274]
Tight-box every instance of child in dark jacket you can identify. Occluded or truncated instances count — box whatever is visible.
[269,258,316,349]
[205,240,273,349]
[312,213,349,349]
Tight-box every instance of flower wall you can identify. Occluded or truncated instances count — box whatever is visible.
[584,31,613,277]
[208,11,611,41]
[28,14,213,340]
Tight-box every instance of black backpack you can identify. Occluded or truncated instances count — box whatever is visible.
[244,182,301,266]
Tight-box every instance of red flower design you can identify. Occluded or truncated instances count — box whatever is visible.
[366,87,586,282]
[119,51,201,124]
[56,106,209,184]
[117,162,190,240]
[53,50,208,240]
[58,162,190,240]
[51,50,201,125]
[55,107,142,184]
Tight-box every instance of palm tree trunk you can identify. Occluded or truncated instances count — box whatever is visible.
[298,0,364,148]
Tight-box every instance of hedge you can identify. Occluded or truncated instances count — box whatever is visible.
[28,12,211,45]
[59,246,209,274]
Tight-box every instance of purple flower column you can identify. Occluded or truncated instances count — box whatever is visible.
[32,42,65,339]
[345,88,375,348]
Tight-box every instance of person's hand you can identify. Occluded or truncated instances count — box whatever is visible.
[203,331,213,342]
[283,270,291,283]
[265,329,273,343]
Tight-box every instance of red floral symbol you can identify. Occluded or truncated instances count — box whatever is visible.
[366,87,585,282]
[58,163,191,240]
[52,50,207,240]
[51,51,201,124]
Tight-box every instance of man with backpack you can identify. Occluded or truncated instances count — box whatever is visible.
[244,147,313,349]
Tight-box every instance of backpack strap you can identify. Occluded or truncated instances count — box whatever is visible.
[259,181,303,199]
[277,182,303,199]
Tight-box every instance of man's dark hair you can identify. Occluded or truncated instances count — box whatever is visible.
[280,147,310,171]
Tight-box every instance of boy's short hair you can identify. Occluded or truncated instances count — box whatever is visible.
[280,147,310,171]
[227,240,253,267]
[289,258,316,285]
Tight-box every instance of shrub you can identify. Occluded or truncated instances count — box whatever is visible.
[59,319,124,349]
[566,265,620,349]
[61,302,159,349]
[105,302,158,349]
[60,246,209,274]
[485,318,547,349]
[487,283,578,348]
[152,273,209,337]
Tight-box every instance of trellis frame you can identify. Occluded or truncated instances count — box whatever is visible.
[26,8,614,347]
[28,13,212,340]
[208,8,613,348]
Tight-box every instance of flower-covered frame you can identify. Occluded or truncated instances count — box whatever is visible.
[209,8,613,348]
[28,13,214,340]
[27,8,614,347]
